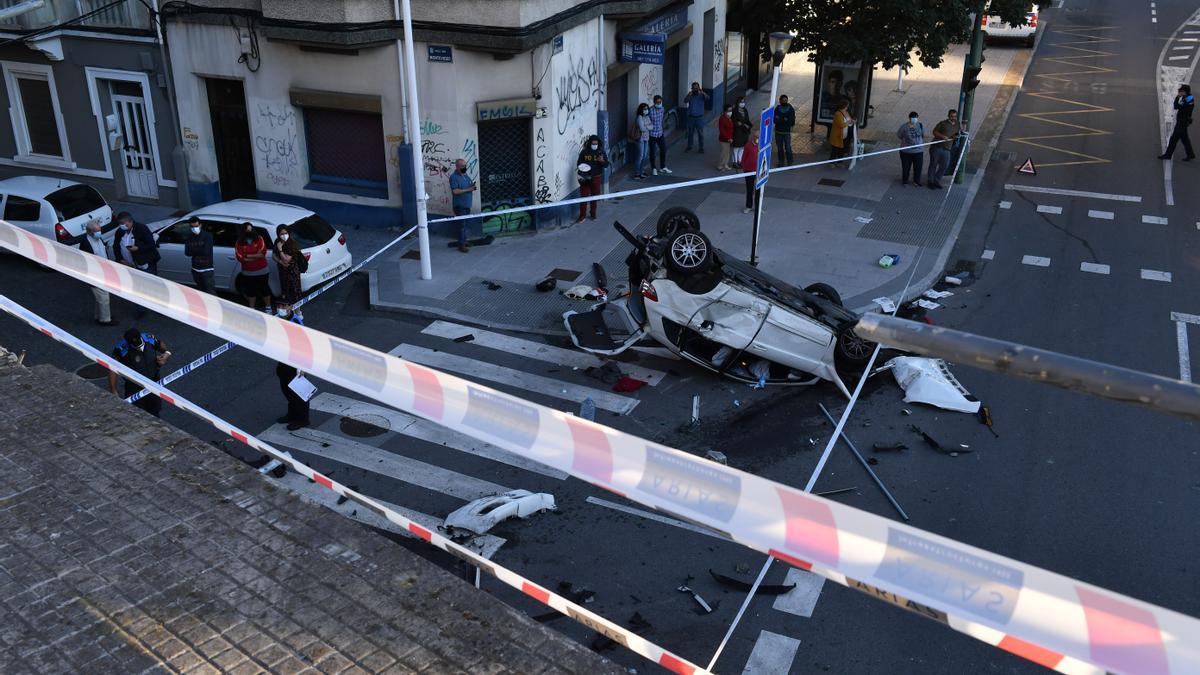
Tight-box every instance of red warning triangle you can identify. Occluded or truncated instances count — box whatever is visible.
[1017,157,1037,175]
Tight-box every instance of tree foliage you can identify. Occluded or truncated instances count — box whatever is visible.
[743,0,1035,69]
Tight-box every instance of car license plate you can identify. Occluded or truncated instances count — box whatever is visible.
[322,262,349,280]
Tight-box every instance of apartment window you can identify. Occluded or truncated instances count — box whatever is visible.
[2,62,71,165]
[303,107,387,198]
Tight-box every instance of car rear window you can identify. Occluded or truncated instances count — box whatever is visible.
[287,214,336,247]
[3,195,41,222]
[46,184,106,220]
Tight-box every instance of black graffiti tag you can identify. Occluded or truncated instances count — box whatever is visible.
[555,56,603,135]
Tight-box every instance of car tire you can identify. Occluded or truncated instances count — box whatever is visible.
[835,323,875,367]
[656,207,701,238]
[664,230,714,275]
[804,282,842,306]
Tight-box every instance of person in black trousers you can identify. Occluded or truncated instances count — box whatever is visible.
[183,216,216,294]
[1159,84,1195,161]
[274,302,310,431]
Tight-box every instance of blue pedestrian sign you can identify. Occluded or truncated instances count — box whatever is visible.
[756,145,772,189]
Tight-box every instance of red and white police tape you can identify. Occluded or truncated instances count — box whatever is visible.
[0,294,705,675]
[2,220,1196,675]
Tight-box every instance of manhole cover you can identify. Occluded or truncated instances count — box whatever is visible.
[547,267,582,282]
[817,178,845,187]
[339,415,390,437]
[75,363,108,380]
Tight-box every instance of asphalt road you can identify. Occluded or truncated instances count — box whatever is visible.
[1,1,1198,673]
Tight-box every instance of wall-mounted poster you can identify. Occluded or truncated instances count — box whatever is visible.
[815,60,863,125]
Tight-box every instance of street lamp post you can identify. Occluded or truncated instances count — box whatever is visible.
[749,31,793,267]
[399,0,432,280]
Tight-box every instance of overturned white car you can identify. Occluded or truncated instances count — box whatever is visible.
[564,209,874,397]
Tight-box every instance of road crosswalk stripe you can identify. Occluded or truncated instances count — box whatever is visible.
[1087,210,1114,220]
[309,392,568,480]
[421,320,666,386]
[771,568,826,618]
[390,343,641,414]
[741,631,801,675]
[981,249,995,260]
[268,467,506,558]
[1079,262,1110,274]
[998,200,1012,209]
[1142,215,1169,224]
[258,424,509,500]
[1021,255,1051,267]
[1140,269,1172,282]
[1036,205,1062,214]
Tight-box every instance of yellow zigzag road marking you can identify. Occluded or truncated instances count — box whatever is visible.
[1009,26,1118,167]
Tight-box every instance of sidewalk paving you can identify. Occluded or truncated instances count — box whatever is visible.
[368,44,1033,335]
[0,346,622,675]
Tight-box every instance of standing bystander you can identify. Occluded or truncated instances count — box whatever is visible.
[896,111,926,186]
[927,109,960,189]
[648,95,671,175]
[274,224,304,304]
[829,101,854,165]
[774,95,796,166]
[116,211,159,319]
[716,104,734,171]
[731,96,752,169]
[449,159,477,252]
[273,302,310,430]
[80,220,116,326]
[1158,84,1195,161]
[183,216,216,294]
[684,82,710,152]
[576,135,609,223]
[108,327,170,417]
[632,103,651,179]
[235,223,272,309]
[741,130,761,214]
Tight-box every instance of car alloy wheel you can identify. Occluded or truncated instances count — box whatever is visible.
[671,232,708,270]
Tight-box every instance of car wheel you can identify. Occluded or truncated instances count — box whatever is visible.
[804,282,843,306]
[664,230,714,275]
[835,323,875,366]
[656,207,701,238]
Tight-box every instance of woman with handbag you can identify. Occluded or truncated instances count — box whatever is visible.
[274,224,304,304]
[829,100,855,165]
[731,96,752,169]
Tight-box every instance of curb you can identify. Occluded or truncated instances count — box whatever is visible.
[850,38,1039,316]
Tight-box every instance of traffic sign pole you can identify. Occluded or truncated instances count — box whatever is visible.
[750,83,779,267]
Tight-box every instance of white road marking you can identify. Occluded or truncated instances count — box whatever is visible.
[421,320,665,386]
[268,468,506,558]
[998,200,1012,209]
[1177,321,1192,382]
[1087,209,1114,220]
[1169,54,1190,60]
[771,568,826,618]
[1172,45,1191,51]
[981,249,995,260]
[258,424,510,500]
[1004,184,1142,202]
[1142,215,1169,224]
[1171,312,1200,325]
[1036,204,1063,214]
[1141,269,1173,282]
[1165,161,1174,206]
[310,393,568,479]
[390,343,640,414]
[741,631,802,675]
[585,497,730,541]
[1080,262,1111,274]
[1021,255,1051,267]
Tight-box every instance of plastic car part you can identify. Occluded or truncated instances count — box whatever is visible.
[443,490,556,535]
[881,357,982,414]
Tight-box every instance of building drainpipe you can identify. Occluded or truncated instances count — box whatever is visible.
[598,14,608,195]
[151,0,192,210]
[399,0,432,279]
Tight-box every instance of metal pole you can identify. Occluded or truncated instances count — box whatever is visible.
[817,403,909,521]
[400,0,432,279]
[749,59,781,267]
[598,14,609,196]
[150,0,192,211]
[392,0,410,141]
[855,314,1200,422]
[956,2,985,185]
[896,66,905,92]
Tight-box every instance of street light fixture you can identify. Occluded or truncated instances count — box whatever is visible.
[768,32,793,65]
[749,31,794,267]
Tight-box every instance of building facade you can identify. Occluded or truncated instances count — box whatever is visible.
[0,0,184,207]
[163,0,732,234]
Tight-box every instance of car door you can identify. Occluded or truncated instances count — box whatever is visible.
[210,221,241,291]
[682,286,769,353]
[152,221,192,285]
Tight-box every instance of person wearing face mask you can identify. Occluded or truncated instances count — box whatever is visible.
[108,327,171,417]
[774,94,796,167]
[183,216,216,294]
[234,222,272,309]
[80,219,117,326]
[115,211,159,319]
[632,103,651,179]
[684,82,710,153]
[647,95,671,175]
[449,158,477,252]
[896,111,925,186]
[274,224,304,304]
[717,104,734,171]
[731,97,752,169]
[273,302,310,430]
[740,129,761,214]
[575,134,609,223]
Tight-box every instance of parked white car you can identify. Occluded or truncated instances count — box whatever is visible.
[564,210,875,398]
[983,3,1038,46]
[151,199,352,296]
[0,176,114,244]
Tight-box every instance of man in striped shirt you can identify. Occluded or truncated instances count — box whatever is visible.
[647,95,672,176]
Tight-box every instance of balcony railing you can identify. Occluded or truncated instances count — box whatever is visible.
[0,0,151,31]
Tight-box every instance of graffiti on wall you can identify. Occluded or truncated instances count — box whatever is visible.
[481,198,533,234]
[640,67,661,101]
[418,117,454,213]
[555,55,603,135]
[462,138,478,179]
[714,38,725,77]
[533,127,551,204]
[253,103,300,188]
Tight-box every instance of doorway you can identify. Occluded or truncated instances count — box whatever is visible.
[477,118,533,235]
[111,90,157,199]
[205,78,256,201]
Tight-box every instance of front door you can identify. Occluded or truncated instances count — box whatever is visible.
[477,118,533,234]
[111,93,158,199]
[205,78,257,201]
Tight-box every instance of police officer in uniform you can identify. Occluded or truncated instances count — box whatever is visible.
[108,327,171,417]
[1159,84,1195,161]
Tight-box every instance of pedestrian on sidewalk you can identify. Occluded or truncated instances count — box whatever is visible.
[741,130,761,214]
[774,95,796,166]
[684,82,709,153]
[274,224,304,304]
[927,109,960,189]
[273,302,310,431]
[897,111,926,186]
[116,211,159,319]
[632,103,651,179]
[235,223,272,310]
[80,219,116,326]
[449,159,477,252]
[829,100,854,165]
[183,216,216,295]
[716,104,734,171]
[1158,84,1195,161]
[576,134,608,223]
[108,327,170,418]
[731,96,752,169]
[648,95,671,175]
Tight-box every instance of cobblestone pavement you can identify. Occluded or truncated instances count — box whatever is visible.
[0,348,622,675]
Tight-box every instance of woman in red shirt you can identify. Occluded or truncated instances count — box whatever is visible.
[716,104,734,171]
[234,222,272,310]
[741,130,760,214]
